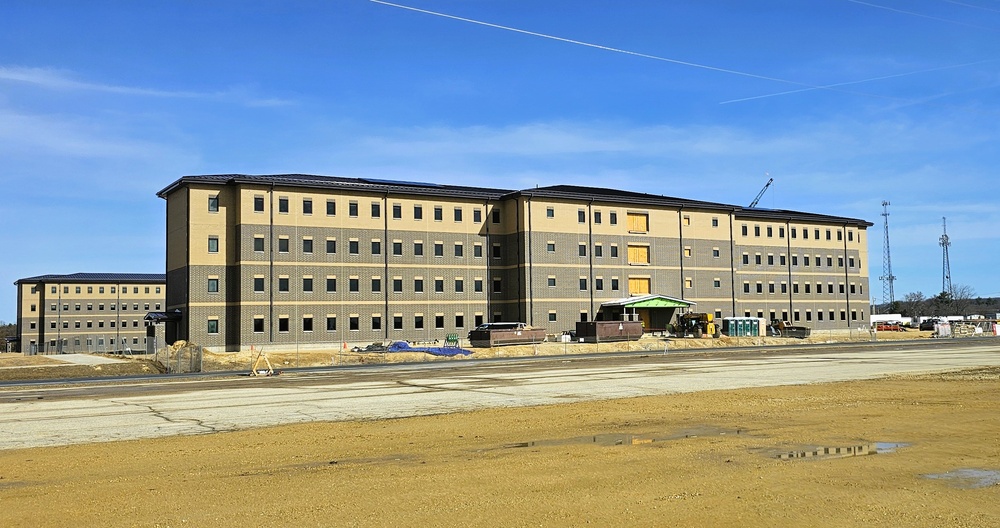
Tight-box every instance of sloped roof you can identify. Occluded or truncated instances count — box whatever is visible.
[15,273,165,285]
[600,293,695,309]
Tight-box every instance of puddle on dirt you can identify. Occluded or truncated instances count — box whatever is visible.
[775,441,909,461]
[500,426,744,450]
[924,469,1000,489]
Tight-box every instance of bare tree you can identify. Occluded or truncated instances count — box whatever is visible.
[899,291,926,317]
[950,284,977,316]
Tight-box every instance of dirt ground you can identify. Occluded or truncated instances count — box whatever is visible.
[1,364,997,527]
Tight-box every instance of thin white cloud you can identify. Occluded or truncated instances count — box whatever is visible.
[0,66,293,107]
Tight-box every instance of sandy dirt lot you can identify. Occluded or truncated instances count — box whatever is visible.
[1,363,997,527]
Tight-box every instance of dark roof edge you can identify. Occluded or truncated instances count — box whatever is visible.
[15,273,166,285]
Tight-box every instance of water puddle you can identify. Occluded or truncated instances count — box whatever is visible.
[924,469,1000,488]
[775,441,908,461]
[500,426,744,450]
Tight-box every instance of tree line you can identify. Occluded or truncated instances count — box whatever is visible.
[877,285,999,319]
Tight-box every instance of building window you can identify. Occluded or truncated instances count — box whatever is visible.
[492,208,501,223]
[278,317,289,332]
[743,283,750,293]
[627,245,649,265]
[393,278,403,293]
[350,316,360,331]
[455,278,464,293]
[302,199,312,215]
[492,278,502,293]
[207,319,219,334]
[610,211,618,225]
[392,204,402,219]
[766,226,773,237]
[454,207,462,222]
[435,315,445,329]
[254,236,265,252]
[207,278,219,293]
[713,248,720,258]
[254,196,265,212]
[372,240,382,255]
[349,240,359,255]
[371,277,382,292]
[578,210,586,223]
[434,279,444,293]
[278,278,289,292]
[327,200,336,216]
[454,243,463,257]
[414,315,424,329]
[301,316,313,332]
[414,204,423,220]
[546,207,554,218]
[754,225,761,237]
[474,279,483,293]
[547,242,556,252]
[756,282,763,294]
[325,239,337,254]
[367,202,379,218]
[593,211,602,224]
[414,279,424,293]
[349,201,358,217]
[303,238,313,254]
[393,316,403,330]
[278,238,289,253]
[326,277,337,293]
[473,208,482,223]
[627,212,648,232]
[208,236,219,253]
[579,244,587,257]
[594,244,603,258]
[392,241,403,256]
[372,315,381,330]
[610,245,618,258]
[278,197,289,214]
[303,277,314,292]
[579,278,587,291]
[713,279,721,288]
[595,278,604,291]
[474,244,483,258]
[434,242,444,257]
[455,315,464,328]
[349,278,360,293]
[611,278,619,291]
[492,243,502,260]
[547,277,556,287]
[434,206,443,221]
[741,225,748,236]
[548,312,557,322]
[254,277,265,292]
[414,242,424,256]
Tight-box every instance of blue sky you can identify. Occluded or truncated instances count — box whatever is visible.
[2,0,999,322]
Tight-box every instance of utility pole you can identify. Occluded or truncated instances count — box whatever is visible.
[940,217,952,295]
[879,201,896,308]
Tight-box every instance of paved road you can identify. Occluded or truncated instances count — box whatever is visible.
[2,340,998,450]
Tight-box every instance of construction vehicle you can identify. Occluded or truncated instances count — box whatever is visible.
[675,312,720,338]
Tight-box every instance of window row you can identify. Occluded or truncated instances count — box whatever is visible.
[31,302,160,313]
[741,309,864,322]
[740,253,857,269]
[40,285,161,295]
[741,224,856,242]
[40,336,147,348]
[236,194,501,224]
[37,319,146,330]
[222,313,488,335]
[741,281,863,295]
[236,276,502,295]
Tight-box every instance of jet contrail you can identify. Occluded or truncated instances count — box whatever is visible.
[371,0,985,104]
[370,0,880,97]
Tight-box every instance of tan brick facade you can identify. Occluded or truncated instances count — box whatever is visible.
[159,175,872,352]
[14,274,166,354]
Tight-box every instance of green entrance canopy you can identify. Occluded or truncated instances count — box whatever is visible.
[600,294,695,310]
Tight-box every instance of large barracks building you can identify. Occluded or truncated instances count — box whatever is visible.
[157,174,872,352]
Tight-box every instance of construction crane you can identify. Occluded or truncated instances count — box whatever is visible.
[748,176,773,208]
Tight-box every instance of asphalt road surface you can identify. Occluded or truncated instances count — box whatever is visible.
[2,339,998,450]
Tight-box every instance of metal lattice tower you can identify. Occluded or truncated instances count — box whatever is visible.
[879,201,896,306]
[940,217,952,295]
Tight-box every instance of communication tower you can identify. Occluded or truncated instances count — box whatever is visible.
[940,217,952,295]
[879,201,896,306]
